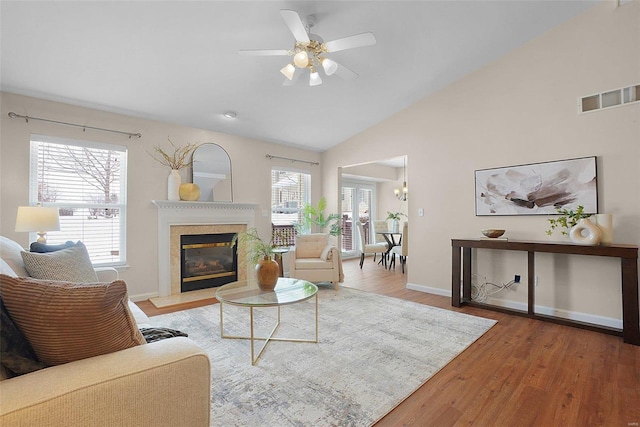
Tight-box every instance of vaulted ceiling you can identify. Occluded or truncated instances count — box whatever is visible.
[1,1,596,152]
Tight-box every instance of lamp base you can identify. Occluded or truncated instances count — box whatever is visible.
[36,232,48,244]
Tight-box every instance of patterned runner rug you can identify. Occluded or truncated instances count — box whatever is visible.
[151,287,496,426]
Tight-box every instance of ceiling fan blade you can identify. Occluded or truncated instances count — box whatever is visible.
[238,49,290,56]
[333,62,359,80]
[280,10,310,43]
[324,32,376,52]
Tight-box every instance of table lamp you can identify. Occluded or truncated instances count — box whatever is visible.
[15,205,61,243]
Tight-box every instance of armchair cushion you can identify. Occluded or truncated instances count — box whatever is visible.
[21,242,98,283]
[0,275,145,366]
[295,234,330,258]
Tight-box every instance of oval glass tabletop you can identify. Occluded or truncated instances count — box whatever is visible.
[216,277,317,307]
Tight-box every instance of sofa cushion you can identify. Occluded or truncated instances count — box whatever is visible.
[0,275,146,366]
[0,259,17,277]
[0,236,29,277]
[0,297,46,377]
[21,242,99,283]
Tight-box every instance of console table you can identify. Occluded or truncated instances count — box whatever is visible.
[451,239,639,346]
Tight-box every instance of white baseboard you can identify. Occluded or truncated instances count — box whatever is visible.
[406,283,622,329]
[406,282,450,296]
[130,292,157,302]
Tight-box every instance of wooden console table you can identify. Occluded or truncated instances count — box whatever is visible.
[451,239,639,346]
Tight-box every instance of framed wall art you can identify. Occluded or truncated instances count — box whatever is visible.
[475,156,598,216]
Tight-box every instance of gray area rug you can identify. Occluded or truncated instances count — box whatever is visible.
[151,287,496,426]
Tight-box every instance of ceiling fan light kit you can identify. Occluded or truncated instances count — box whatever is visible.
[240,9,376,87]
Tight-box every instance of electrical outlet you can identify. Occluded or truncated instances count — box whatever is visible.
[514,275,521,283]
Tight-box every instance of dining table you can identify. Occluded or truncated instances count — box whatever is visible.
[379,231,402,268]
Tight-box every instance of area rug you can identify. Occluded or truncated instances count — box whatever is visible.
[150,287,496,426]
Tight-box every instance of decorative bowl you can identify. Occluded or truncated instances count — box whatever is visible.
[481,229,506,238]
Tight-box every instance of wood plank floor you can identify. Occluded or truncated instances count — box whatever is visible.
[137,256,640,426]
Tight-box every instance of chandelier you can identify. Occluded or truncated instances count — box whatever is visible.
[280,39,338,86]
[394,157,408,201]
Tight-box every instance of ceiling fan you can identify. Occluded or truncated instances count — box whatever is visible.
[239,9,376,86]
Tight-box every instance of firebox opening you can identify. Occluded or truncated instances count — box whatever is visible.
[180,233,237,292]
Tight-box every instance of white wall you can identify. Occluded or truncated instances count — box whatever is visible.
[0,92,322,300]
[322,1,640,325]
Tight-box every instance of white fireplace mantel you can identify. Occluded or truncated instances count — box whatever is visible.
[152,200,258,297]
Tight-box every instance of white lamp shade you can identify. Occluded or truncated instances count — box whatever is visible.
[309,71,322,86]
[280,63,295,80]
[293,51,309,68]
[321,58,338,76]
[15,206,61,232]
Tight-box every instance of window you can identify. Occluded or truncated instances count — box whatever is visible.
[271,169,310,246]
[29,135,127,266]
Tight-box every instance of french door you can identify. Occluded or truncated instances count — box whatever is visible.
[341,180,376,257]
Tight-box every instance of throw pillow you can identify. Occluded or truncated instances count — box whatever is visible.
[21,242,98,283]
[320,244,334,261]
[0,275,146,366]
[0,297,46,376]
[29,240,76,253]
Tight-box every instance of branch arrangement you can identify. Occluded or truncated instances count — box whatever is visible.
[148,138,201,170]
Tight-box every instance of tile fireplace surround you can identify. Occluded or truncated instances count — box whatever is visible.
[152,200,258,298]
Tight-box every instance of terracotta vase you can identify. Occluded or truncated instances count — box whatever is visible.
[255,256,279,291]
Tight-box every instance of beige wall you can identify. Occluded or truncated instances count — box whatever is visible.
[0,92,322,300]
[323,1,640,325]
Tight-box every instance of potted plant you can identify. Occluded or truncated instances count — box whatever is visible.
[295,197,342,236]
[148,138,201,201]
[386,211,406,233]
[546,205,592,237]
[231,228,278,291]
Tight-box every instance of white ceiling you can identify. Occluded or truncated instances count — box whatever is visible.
[1,1,596,152]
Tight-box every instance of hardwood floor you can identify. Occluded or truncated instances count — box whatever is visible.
[138,256,640,426]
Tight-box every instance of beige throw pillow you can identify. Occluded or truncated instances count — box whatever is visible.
[21,242,99,283]
[0,275,146,366]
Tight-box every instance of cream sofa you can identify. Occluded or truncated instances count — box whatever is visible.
[0,236,211,426]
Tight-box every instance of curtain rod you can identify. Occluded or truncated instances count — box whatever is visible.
[266,154,319,166]
[8,112,142,139]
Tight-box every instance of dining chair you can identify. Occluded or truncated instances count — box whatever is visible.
[372,220,390,267]
[355,221,388,269]
[389,222,408,273]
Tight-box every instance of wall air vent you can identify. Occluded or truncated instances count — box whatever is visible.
[580,84,640,113]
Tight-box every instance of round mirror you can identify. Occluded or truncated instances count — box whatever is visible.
[192,143,233,202]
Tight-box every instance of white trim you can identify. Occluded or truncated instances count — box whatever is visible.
[406,283,622,329]
[152,200,258,297]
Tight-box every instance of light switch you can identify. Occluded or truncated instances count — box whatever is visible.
[418,208,424,217]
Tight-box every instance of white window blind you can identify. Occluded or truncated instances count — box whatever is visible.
[271,169,310,226]
[29,135,127,266]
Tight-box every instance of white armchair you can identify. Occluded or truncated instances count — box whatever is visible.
[289,234,343,290]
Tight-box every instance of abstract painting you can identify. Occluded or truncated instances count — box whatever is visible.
[475,156,597,216]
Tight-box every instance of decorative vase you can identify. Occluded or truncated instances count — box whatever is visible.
[595,214,613,244]
[391,219,400,233]
[167,169,181,202]
[255,256,279,291]
[569,218,602,245]
[179,183,201,201]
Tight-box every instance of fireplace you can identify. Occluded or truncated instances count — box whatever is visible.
[180,233,237,292]
[153,200,258,298]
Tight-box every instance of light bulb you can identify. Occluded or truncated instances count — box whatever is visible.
[321,58,338,75]
[394,188,400,196]
[280,63,295,80]
[293,51,309,68]
[309,71,322,86]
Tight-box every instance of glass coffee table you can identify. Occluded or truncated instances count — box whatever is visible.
[215,277,318,365]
